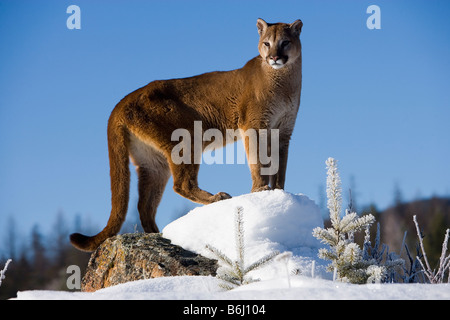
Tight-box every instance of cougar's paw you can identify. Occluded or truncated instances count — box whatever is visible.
[212,192,232,202]
[251,185,271,193]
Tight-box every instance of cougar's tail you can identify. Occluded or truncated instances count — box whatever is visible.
[70,116,130,252]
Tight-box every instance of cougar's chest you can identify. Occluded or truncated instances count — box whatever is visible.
[267,91,300,131]
[264,68,302,131]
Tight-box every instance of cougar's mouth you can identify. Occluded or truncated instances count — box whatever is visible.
[269,59,286,70]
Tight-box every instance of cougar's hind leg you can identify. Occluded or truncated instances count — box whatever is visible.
[136,164,170,233]
[130,134,171,233]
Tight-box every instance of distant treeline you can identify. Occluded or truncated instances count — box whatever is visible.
[363,197,450,268]
[0,211,145,300]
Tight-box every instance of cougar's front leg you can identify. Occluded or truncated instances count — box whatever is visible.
[270,134,290,190]
[170,162,231,204]
[242,128,271,192]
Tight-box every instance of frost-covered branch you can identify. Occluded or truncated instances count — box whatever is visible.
[205,244,233,267]
[235,206,245,275]
[413,215,450,283]
[0,259,12,288]
[437,229,450,282]
[326,157,342,228]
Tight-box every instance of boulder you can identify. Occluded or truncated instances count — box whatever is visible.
[81,233,218,292]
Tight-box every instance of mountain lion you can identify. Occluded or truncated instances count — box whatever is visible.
[70,18,303,251]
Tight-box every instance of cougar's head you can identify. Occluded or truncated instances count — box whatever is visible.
[257,18,303,70]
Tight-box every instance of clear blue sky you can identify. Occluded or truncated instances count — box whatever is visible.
[1,0,450,241]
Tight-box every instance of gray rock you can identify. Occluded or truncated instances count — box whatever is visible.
[81,233,218,292]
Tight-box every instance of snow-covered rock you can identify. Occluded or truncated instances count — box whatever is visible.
[162,190,326,280]
[81,233,218,292]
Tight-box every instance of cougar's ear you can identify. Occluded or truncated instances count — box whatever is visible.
[257,18,268,36]
[290,19,303,36]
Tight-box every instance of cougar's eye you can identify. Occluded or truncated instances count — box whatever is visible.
[281,40,290,47]
[263,42,270,47]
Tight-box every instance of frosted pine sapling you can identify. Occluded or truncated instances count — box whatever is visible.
[206,206,280,290]
[313,158,375,283]
[313,158,403,284]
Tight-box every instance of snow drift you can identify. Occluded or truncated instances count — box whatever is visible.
[162,189,326,280]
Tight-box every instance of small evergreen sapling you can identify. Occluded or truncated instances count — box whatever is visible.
[206,206,280,290]
[312,158,403,284]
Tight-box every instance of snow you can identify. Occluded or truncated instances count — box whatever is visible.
[13,190,450,300]
[15,275,450,300]
[163,189,327,280]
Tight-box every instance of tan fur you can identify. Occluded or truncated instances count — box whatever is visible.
[70,18,303,251]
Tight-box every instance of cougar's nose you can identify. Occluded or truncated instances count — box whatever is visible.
[271,56,279,62]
